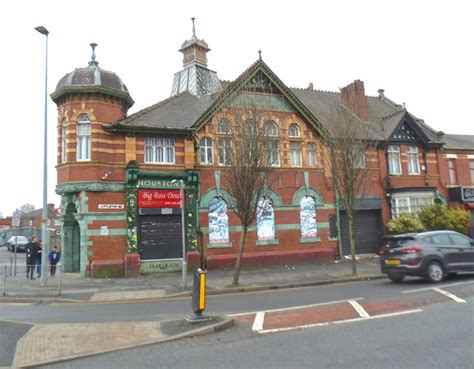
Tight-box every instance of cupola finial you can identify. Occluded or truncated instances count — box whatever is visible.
[258,49,262,60]
[191,17,197,40]
[89,43,98,67]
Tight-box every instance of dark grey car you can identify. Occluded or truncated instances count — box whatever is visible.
[379,230,474,283]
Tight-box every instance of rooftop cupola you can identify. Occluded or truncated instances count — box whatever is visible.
[51,43,134,110]
[171,18,221,96]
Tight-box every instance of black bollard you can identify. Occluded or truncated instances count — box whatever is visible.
[186,268,212,323]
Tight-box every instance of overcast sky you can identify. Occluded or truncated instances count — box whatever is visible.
[0,0,472,217]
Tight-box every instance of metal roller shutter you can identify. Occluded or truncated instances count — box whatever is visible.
[139,214,182,260]
[340,210,383,255]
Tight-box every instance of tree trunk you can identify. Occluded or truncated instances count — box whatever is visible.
[232,228,248,286]
[348,213,357,276]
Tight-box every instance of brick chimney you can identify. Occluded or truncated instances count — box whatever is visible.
[340,80,369,121]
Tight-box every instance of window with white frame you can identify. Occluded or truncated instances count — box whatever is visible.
[288,124,300,137]
[354,149,366,169]
[264,120,278,136]
[391,193,434,218]
[218,119,231,134]
[76,114,91,161]
[407,146,420,174]
[61,118,68,163]
[144,138,175,164]
[470,161,474,184]
[218,137,232,165]
[290,142,302,167]
[448,159,457,185]
[244,120,257,135]
[264,121,280,166]
[265,140,280,167]
[388,145,401,174]
[200,137,214,165]
[306,143,317,167]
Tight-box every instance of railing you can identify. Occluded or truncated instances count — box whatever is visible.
[0,249,61,297]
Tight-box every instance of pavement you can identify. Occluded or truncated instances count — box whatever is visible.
[1,256,384,368]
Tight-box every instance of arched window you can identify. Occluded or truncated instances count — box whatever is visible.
[257,196,275,241]
[200,137,214,165]
[76,114,91,161]
[61,118,68,163]
[264,120,278,136]
[208,197,229,244]
[218,119,231,134]
[288,124,300,137]
[306,143,317,167]
[300,196,317,238]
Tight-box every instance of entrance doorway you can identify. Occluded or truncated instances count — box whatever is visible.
[63,203,81,272]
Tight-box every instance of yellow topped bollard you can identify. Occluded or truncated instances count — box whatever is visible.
[186,268,212,323]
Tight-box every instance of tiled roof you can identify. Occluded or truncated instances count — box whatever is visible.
[443,134,474,150]
[110,92,218,130]
[108,60,441,146]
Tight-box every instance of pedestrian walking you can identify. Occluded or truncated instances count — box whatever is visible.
[25,236,39,280]
[36,239,43,278]
[48,246,61,277]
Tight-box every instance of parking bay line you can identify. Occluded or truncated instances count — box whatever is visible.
[432,288,466,303]
[401,280,474,294]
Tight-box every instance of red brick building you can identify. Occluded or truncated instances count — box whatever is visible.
[51,25,469,277]
[441,134,474,235]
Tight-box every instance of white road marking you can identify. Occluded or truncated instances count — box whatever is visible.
[333,309,423,324]
[432,288,466,303]
[252,312,265,332]
[259,322,329,334]
[348,299,370,318]
[229,297,365,317]
[402,280,474,294]
[258,309,423,334]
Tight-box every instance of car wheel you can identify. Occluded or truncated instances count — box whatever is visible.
[387,272,405,283]
[426,261,444,283]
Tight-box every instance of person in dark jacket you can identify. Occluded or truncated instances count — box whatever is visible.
[48,246,61,277]
[25,236,39,280]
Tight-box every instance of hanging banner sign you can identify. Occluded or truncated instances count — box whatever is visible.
[138,189,184,208]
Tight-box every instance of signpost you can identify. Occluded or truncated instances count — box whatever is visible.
[11,210,21,276]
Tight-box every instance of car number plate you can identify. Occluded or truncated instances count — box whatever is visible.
[386,259,400,265]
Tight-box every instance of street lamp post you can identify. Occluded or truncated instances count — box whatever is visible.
[35,26,49,286]
[180,179,187,289]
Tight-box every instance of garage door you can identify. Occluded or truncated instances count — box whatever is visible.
[139,214,182,260]
[340,210,383,255]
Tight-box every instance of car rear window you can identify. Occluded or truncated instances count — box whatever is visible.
[386,237,417,248]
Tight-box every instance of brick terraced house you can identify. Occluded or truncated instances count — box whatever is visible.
[441,134,474,235]
[51,24,469,277]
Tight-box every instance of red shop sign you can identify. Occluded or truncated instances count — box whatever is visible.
[138,189,185,208]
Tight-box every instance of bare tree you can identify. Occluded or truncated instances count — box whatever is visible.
[19,204,35,214]
[219,90,276,286]
[322,104,378,275]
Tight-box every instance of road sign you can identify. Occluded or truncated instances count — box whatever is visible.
[11,211,21,227]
